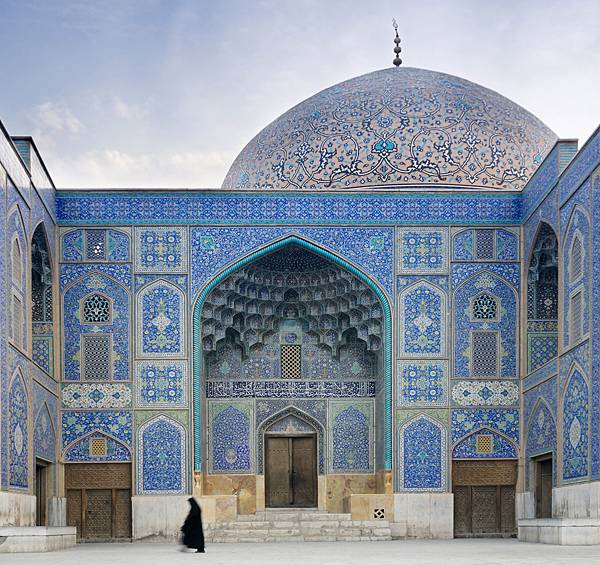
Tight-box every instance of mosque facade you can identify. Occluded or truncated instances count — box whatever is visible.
[1,65,600,545]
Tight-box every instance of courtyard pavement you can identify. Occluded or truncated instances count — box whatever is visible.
[3,539,600,565]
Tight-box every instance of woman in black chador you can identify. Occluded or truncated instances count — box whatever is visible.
[181,497,205,553]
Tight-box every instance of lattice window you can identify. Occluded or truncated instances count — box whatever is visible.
[476,434,494,454]
[82,294,111,324]
[82,335,112,380]
[570,235,583,284]
[86,230,106,260]
[12,294,23,347]
[475,229,495,260]
[472,293,498,321]
[89,437,107,457]
[373,508,385,519]
[570,291,583,344]
[280,344,301,379]
[11,239,22,287]
[471,331,498,377]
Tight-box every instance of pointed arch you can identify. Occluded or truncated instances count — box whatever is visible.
[452,427,518,459]
[137,415,186,494]
[8,368,30,489]
[561,363,589,480]
[526,397,556,459]
[192,235,393,471]
[34,401,56,463]
[136,279,186,357]
[398,414,446,491]
[257,406,325,474]
[62,429,131,463]
[80,291,113,324]
[399,280,446,357]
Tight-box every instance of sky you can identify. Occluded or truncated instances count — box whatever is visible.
[1,0,599,189]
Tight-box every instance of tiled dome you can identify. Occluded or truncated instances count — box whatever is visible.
[223,67,557,191]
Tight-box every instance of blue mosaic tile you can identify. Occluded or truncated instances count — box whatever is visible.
[398,361,447,406]
[135,361,188,407]
[397,228,448,274]
[399,415,446,491]
[134,227,187,273]
[64,431,131,462]
[330,401,373,473]
[208,401,252,473]
[138,415,186,494]
[562,367,589,481]
[452,429,517,459]
[9,371,29,488]
[61,410,132,450]
[451,409,519,444]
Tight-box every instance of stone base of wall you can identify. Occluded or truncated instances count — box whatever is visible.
[345,494,394,522]
[553,481,600,518]
[0,527,76,553]
[518,518,600,545]
[131,495,237,541]
[0,491,36,527]
[391,493,453,539]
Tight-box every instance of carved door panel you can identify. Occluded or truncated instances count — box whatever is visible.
[66,489,82,539]
[500,486,516,532]
[114,489,132,538]
[471,486,498,534]
[266,437,291,507]
[292,436,316,507]
[453,486,471,535]
[86,489,112,539]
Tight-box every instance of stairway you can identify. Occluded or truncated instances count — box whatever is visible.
[204,509,391,543]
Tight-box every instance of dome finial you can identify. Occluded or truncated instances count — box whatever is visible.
[392,19,402,67]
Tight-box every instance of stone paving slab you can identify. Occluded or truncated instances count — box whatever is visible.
[3,539,600,564]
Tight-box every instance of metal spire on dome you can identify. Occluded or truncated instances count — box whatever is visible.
[392,19,402,67]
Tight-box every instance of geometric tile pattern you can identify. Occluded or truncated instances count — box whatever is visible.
[61,383,132,409]
[397,228,448,274]
[453,270,517,378]
[135,361,188,407]
[451,380,519,407]
[134,227,187,273]
[398,361,447,406]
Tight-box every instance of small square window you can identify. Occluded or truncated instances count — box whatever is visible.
[476,434,494,454]
[89,437,107,457]
[280,344,301,379]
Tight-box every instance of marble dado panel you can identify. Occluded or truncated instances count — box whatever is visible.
[205,380,375,399]
[190,226,394,297]
[397,228,449,275]
[451,380,519,407]
[135,361,188,408]
[397,361,448,407]
[134,227,188,273]
[61,383,132,409]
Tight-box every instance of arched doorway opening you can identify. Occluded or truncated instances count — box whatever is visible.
[193,237,391,511]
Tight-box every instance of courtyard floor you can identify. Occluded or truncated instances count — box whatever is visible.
[4,539,600,565]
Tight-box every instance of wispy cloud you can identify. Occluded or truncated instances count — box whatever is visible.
[31,101,84,134]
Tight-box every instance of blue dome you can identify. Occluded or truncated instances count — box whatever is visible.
[223,67,557,191]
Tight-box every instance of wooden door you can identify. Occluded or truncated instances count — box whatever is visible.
[536,458,553,518]
[65,463,131,540]
[452,460,517,537]
[35,462,47,526]
[266,435,317,508]
[292,437,316,507]
[86,489,112,539]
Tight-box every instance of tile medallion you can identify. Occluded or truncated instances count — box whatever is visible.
[61,383,132,409]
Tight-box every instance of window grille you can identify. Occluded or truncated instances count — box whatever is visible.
[82,335,112,380]
[86,230,106,260]
[476,434,494,454]
[472,293,498,321]
[280,344,301,379]
[475,229,495,260]
[471,331,498,377]
[570,236,583,284]
[12,295,23,347]
[12,239,22,287]
[570,291,583,344]
[82,294,111,324]
[89,437,107,457]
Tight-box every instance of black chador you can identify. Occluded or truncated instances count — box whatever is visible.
[181,497,205,553]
